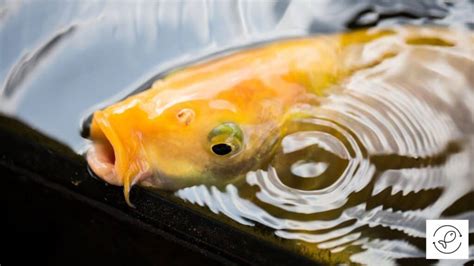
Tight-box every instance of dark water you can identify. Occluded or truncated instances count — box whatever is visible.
[1,0,473,264]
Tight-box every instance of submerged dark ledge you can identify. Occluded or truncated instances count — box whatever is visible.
[0,114,316,265]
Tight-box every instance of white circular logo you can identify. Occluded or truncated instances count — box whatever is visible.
[432,225,463,254]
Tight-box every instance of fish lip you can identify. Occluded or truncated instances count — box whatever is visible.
[86,112,124,186]
[87,140,122,185]
[87,112,155,188]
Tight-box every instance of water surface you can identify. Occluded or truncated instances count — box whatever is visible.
[1,0,473,264]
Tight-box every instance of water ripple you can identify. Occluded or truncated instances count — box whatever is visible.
[1,25,77,98]
[177,24,474,264]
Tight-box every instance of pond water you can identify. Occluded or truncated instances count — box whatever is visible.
[1,0,473,264]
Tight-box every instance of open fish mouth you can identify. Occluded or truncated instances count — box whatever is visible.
[86,111,154,198]
[87,135,120,185]
[86,112,123,186]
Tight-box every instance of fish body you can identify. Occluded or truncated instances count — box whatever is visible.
[438,230,456,249]
[85,26,473,204]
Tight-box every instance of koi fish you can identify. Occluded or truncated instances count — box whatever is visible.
[84,26,473,206]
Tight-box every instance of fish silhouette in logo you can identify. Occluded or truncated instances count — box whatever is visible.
[438,230,456,249]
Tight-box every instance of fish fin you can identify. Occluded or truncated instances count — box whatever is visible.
[438,240,447,249]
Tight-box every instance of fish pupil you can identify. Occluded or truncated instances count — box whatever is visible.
[212,143,233,155]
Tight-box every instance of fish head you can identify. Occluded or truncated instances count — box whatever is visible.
[86,70,297,197]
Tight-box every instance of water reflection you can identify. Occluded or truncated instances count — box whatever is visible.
[1,0,471,149]
[176,27,474,264]
[1,0,473,264]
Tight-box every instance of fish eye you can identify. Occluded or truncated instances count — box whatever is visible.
[208,122,243,156]
[211,143,233,155]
